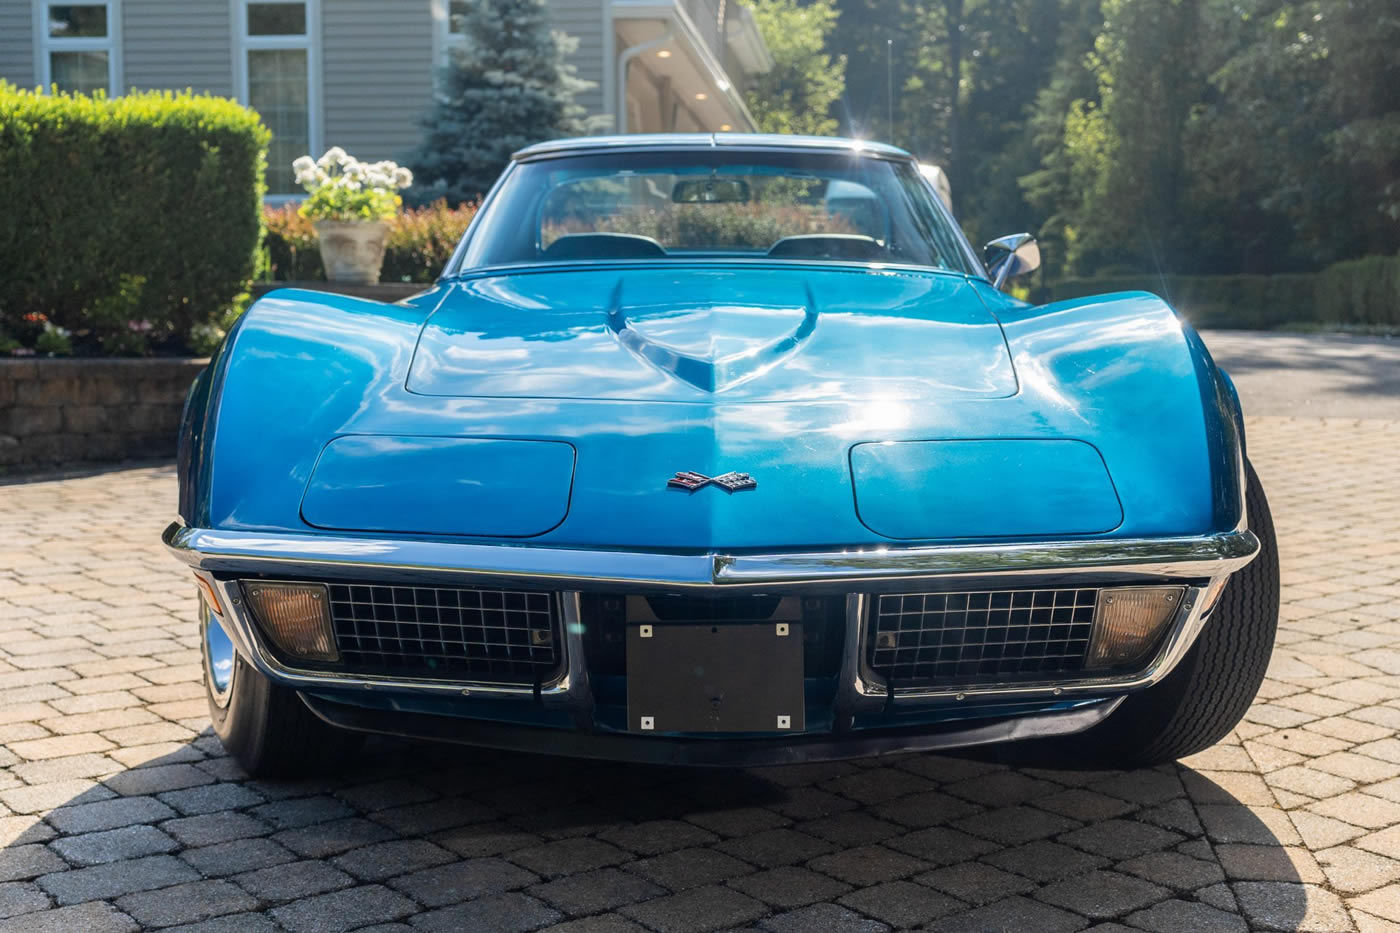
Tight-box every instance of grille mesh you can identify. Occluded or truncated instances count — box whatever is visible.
[869,588,1099,684]
[327,584,560,683]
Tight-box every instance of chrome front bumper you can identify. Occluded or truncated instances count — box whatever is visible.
[166,522,1259,712]
[165,523,1258,589]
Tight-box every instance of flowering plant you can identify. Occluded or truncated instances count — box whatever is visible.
[292,147,413,222]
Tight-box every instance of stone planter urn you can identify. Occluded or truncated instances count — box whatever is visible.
[314,220,390,285]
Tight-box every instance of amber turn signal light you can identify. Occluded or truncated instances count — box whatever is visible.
[1085,586,1185,670]
[242,582,339,662]
[194,575,223,617]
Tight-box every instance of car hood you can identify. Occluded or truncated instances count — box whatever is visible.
[207,282,1225,548]
[407,265,1017,401]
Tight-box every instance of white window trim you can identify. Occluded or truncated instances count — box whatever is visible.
[431,0,467,75]
[32,0,123,95]
[231,0,322,202]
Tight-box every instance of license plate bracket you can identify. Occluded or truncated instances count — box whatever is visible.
[626,623,805,733]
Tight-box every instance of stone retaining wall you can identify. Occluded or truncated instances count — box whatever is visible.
[0,359,207,473]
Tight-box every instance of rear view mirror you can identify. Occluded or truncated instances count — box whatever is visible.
[984,233,1040,290]
[672,178,751,203]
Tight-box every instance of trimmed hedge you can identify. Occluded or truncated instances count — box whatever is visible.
[0,83,268,355]
[1046,254,1400,329]
[1044,274,1319,329]
[263,200,478,283]
[1316,254,1400,326]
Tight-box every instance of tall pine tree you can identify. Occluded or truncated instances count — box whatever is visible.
[411,0,598,204]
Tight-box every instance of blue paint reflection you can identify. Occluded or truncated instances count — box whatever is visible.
[197,271,1234,549]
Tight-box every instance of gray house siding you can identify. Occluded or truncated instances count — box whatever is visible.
[549,0,606,119]
[0,3,34,87]
[321,1,436,163]
[0,0,754,169]
[122,0,234,95]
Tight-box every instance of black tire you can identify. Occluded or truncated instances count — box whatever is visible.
[1080,458,1280,767]
[205,643,362,779]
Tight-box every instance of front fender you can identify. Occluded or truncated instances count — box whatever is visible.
[974,283,1246,536]
[179,287,449,530]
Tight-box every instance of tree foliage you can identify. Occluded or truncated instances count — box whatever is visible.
[822,0,1398,276]
[410,0,598,204]
[1193,0,1400,268]
[746,0,847,136]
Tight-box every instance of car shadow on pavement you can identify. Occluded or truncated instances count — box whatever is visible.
[1204,331,1400,402]
[0,728,1319,932]
[0,459,177,489]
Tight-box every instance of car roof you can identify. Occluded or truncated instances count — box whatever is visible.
[512,133,914,161]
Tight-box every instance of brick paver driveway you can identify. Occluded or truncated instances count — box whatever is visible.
[2,338,1399,931]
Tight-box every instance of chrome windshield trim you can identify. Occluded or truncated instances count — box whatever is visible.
[511,133,914,161]
[165,523,1259,590]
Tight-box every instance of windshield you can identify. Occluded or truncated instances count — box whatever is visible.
[454,149,977,275]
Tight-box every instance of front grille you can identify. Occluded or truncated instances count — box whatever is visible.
[868,588,1099,685]
[328,584,561,684]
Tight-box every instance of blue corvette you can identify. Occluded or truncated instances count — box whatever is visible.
[166,134,1278,776]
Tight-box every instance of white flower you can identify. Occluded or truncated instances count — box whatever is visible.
[316,146,349,170]
[299,147,411,219]
[292,155,320,187]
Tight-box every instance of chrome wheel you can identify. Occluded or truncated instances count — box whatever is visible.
[201,596,237,709]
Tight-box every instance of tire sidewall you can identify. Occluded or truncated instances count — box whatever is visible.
[1065,458,1280,766]
[202,630,273,763]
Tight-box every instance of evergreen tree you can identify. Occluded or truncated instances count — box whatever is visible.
[411,0,598,204]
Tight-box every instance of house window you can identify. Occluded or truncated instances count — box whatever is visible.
[235,0,319,196]
[36,1,121,95]
[433,0,468,66]
[447,0,468,38]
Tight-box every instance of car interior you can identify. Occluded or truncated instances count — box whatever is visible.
[535,174,895,262]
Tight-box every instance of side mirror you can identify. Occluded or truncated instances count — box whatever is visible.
[984,233,1040,289]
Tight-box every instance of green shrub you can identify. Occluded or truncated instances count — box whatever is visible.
[1315,253,1400,326]
[382,200,478,282]
[0,83,268,355]
[34,322,73,356]
[1048,272,1317,329]
[262,200,477,283]
[1050,257,1400,330]
[263,204,324,281]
